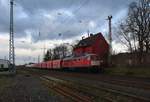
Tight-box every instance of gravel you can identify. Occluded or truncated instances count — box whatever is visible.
[0,71,67,102]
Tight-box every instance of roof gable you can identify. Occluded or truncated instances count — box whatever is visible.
[75,32,106,48]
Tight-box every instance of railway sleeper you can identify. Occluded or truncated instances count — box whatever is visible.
[44,76,150,102]
[41,76,93,102]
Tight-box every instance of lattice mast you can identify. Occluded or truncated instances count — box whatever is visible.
[9,0,15,70]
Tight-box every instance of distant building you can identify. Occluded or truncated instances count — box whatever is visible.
[0,59,10,71]
[73,32,109,61]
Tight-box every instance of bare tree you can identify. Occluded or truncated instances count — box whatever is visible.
[128,0,150,53]
[43,49,53,61]
[52,47,60,59]
[115,22,137,52]
[52,44,68,59]
[116,0,150,63]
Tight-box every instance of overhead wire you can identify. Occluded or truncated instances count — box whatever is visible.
[59,0,90,37]
[62,0,90,24]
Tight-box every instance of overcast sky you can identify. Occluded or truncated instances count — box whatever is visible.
[0,0,135,65]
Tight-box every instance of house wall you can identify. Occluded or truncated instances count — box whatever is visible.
[92,36,109,59]
[73,34,109,62]
[74,47,84,56]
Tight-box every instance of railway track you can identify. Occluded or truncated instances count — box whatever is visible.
[24,70,95,102]
[24,69,114,102]
[98,78,150,90]
[44,76,150,102]
[40,76,94,102]
[38,70,150,91]
[23,69,150,102]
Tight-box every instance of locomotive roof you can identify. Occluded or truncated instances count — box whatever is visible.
[74,32,105,48]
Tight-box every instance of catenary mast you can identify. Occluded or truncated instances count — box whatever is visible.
[9,0,15,71]
[107,15,112,66]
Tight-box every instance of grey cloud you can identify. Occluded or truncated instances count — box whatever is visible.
[0,0,137,65]
[0,0,135,41]
[16,0,76,14]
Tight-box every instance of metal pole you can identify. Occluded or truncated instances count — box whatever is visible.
[43,43,46,60]
[38,55,40,63]
[107,15,112,66]
[9,0,15,72]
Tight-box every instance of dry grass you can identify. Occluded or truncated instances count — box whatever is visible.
[104,67,150,78]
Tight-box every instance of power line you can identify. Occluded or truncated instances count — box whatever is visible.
[73,0,90,14]
[58,0,90,37]
[61,0,90,24]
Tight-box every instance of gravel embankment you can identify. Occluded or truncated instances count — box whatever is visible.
[0,71,67,102]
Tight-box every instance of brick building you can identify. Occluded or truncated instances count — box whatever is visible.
[73,32,109,61]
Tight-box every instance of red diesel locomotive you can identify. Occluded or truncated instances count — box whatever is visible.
[30,32,109,71]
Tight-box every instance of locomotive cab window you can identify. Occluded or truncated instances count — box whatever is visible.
[91,55,99,60]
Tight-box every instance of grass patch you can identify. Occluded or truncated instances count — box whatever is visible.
[104,67,150,78]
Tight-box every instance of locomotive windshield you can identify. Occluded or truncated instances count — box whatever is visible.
[87,54,99,60]
[90,55,99,60]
